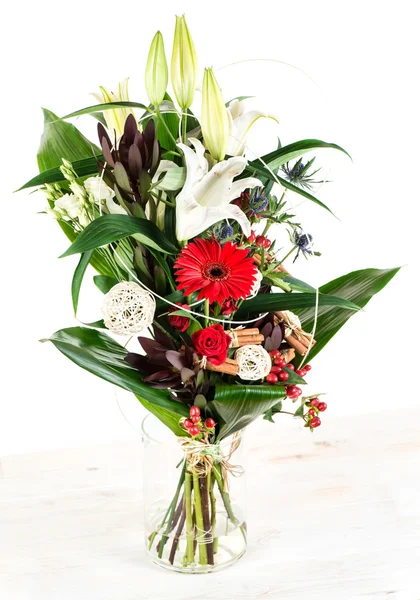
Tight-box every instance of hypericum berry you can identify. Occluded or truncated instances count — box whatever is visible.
[269,349,281,359]
[296,369,306,377]
[279,370,289,382]
[286,364,295,371]
[255,235,265,247]
[274,357,286,367]
[266,373,278,384]
[189,426,200,436]
[190,406,201,417]
[270,365,283,374]
[307,408,315,417]
[262,238,271,249]
[309,416,321,428]
[286,385,298,398]
[204,418,216,429]
[190,415,201,424]
[304,364,312,372]
[183,418,193,429]
[248,231,256,243]
[318,402,327,412]
[309,398,320,408]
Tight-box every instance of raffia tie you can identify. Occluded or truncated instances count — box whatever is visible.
[178,433,243,490]
[228,326,245,348]
[280,310,304,340]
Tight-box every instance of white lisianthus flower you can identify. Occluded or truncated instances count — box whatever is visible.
[175,138,261,241]
[54,193,90,227]
[226,99,278,157]
[84,176,126,215]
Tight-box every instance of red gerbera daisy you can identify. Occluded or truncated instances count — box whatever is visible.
[174,238,257,304]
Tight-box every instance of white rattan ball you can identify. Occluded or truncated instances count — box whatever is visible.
[235,344,272,381]
[101,281,155,335]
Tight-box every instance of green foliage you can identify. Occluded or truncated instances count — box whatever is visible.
[294,267,401,365]
[71,251,93,315]
[37,109,100,173]
[43,327,188,435]
[60,214,179,257]
[212,385,286,440]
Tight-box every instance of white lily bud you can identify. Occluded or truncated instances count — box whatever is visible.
[201,68,229,162]
[171,14,198,109]
[145,31,168,107]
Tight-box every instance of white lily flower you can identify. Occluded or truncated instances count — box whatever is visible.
[175,138,262,241]
[84,176,127,215]
[92,78,135,140]
[226,99,278,157]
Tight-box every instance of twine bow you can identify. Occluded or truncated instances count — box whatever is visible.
[228,326,245,348]
[278,310,304,340]
[178,433,243,490]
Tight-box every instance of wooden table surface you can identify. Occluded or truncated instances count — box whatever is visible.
[1,409,420,600]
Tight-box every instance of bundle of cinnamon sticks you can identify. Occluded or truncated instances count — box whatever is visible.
[274,311,316,356]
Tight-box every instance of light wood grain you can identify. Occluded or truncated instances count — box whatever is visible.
[1,410,420,600]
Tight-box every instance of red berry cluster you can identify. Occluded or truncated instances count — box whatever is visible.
[183,406,216,437]
[266,350,312,391]
[305,397,327,429]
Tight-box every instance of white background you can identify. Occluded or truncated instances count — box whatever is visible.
[1,0,418,456]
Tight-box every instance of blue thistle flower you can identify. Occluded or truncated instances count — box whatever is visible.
[249,194,269,214]
[292,229,315,262]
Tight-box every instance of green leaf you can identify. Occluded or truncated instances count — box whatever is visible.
[236,291,360,318]
[60,214,179,257]
[43,327,188,435]
[37,109,100,173]
[283,276,317,293]
[280,367,306,385]
[294,404,305,418]
[294,267,401,364]
[93,275,119,294]
[72,251,93,315]
[263,400,282,422]
[61,101,149,120]
[154,94,180,152]
[19,155,101,191]
[248,139,351,172]
[58,220,116,278]
[212,385,286,440]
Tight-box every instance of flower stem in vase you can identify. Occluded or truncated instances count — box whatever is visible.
[199,474,214,565]
[183,471,195,565]
[169,501,186,565]
[213,464,247,542]
[209,472,218,554]
[192,472,208,565]
[157,463,186,558]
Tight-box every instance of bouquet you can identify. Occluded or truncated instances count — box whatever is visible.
[21,15,399,573]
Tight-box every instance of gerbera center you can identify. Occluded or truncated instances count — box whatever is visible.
[203,262,231,281]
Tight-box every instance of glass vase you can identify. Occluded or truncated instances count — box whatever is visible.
[141,414,247,573]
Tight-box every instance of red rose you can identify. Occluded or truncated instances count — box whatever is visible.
[192,324,231,366]
[169,303,190,333]
[219,299,238,316]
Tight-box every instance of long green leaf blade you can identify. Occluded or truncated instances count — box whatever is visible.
[62,101,150,120]
[295,267,401,364]
[37,109,100,172]
[213,385,286,440]
[72,251,93,315]
[18,155,102,191]
[43,327,188,435]
[60,214,179,257]
[236,291,360,318]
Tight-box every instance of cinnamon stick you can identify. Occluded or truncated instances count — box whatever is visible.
[206,357,239,376]
[234,335,265,347]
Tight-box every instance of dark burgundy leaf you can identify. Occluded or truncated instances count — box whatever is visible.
[128,144,142,182]
[134,131,146,165]
[101,137,115,167]
[166,351,187,370]
[123,114,138,145]
[271,324,283,348]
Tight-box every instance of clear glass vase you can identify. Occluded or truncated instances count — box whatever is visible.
[141,414,247,573]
